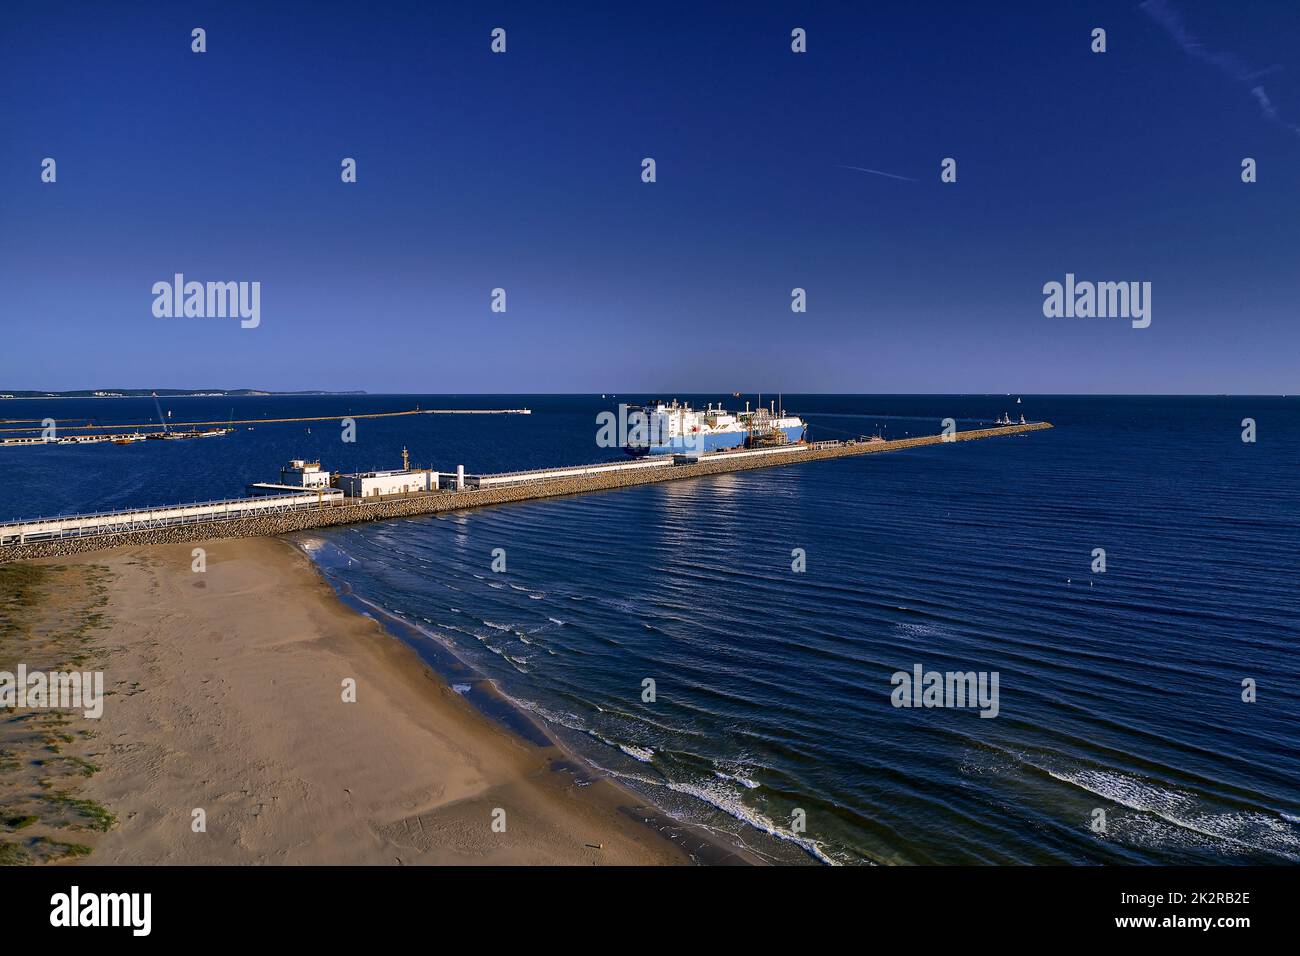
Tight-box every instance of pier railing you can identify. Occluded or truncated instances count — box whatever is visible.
[0,492,348,545]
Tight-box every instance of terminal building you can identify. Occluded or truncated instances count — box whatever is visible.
[335,468,438,498]
[334,447,456,498]
[250,452,458,499]
[247,459,335,497]
[281,460,332,488]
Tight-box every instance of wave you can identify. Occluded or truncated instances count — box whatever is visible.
[1045,766,1300,861]
[714,770,761,790]
[593,762,841,866]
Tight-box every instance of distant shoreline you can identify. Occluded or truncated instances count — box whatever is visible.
[0,391,367,399]
[2,392,1294,399]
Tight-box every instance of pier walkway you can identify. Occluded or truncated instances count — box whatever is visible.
[0,490,344,546]
[0,422,1051,562]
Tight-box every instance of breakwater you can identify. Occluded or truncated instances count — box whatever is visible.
[0,422,1051,562]
[0,406,531,435]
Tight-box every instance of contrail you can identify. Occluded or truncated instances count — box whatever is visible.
[1141,0,1300,136]
[836,164,916,182]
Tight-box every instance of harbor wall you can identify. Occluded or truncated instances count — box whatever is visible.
[0,422,1051,563]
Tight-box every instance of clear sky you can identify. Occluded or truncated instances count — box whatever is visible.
[2,0,1297,394]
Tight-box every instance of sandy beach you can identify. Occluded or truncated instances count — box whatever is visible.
[1,538,694,865]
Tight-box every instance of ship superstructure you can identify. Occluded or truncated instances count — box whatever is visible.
[622,399,806,456]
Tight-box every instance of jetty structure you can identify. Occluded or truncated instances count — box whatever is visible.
[0,406,531,445]
[0,421,1052,561]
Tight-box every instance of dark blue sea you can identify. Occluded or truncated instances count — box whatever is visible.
[4,394,1298,864]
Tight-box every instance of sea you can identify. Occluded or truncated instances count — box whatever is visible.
[3,393,1298,865]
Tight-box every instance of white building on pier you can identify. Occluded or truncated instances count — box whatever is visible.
[336,468,437,498]
[280,459,331,488]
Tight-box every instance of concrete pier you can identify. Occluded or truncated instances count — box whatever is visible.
[0,422,1051,563]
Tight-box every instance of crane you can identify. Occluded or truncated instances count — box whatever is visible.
[152,392,169,435]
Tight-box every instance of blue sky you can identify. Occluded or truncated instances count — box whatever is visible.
[2,0,1298,393]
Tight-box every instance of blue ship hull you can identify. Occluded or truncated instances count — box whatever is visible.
[625,425,805,457]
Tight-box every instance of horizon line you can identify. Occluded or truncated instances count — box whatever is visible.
[1,390,1294,399]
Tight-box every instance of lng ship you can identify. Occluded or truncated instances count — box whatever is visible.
[623,399,807,456]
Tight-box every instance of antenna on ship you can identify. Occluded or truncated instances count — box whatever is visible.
[401,445,410,471]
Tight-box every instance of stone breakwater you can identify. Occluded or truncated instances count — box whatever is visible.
[0,423,1051,563]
